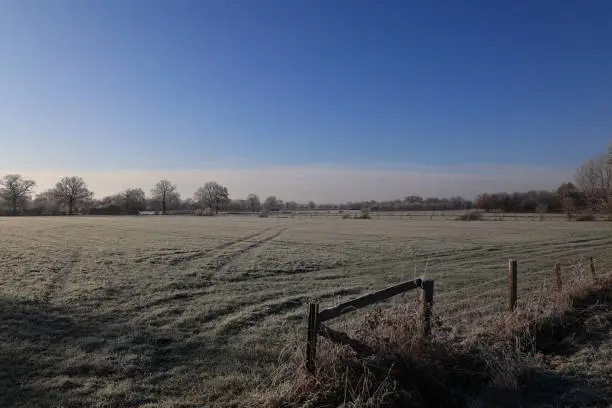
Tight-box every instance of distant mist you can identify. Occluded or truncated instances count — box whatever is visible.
[3,163,573,202]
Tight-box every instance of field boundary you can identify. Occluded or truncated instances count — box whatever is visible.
[304,255,606,374]
[305,278,433,372]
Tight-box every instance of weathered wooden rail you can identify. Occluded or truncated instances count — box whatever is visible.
[306,277,434,372]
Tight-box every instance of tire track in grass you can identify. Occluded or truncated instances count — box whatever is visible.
[219,250,420,283]
[130,289,214,311]
[214,228,287,277]
[133,229,289,332]
[214,287,363,336]
[162,227,276,264]
[222,232,612,284]
[137,227,275,265]
[41,250,80,304]
[172,290,292,329]
[229,234,611,286]
[213,227,278,251]
[215,295,308,336]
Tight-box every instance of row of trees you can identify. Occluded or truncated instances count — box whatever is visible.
[0,176,233,216]
[475,145,611,215]
[1,145,610,216]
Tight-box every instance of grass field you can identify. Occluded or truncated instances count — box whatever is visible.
[0,216,611,407]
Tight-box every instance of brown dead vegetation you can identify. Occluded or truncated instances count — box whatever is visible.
[255,262,612,408]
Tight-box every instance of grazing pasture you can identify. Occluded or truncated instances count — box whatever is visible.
[0,216,610,407]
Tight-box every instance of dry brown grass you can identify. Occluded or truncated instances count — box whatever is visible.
[254,261,612,408]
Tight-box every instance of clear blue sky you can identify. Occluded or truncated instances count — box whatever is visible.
[1,0,610,173]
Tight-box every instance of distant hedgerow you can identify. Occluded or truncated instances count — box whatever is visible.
[456,210,484,221]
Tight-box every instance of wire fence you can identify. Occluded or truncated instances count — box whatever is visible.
[432,255,609,330]
[435,275,507,300]
[299,255,609,370]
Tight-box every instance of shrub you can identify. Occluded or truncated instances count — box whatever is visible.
[354,207,371,219]
[575,213,595,221]
[193,208,215,216]
[456,210,484,221]
[535,204,548,212]
[259,209,270,218]
[342,213,352,219]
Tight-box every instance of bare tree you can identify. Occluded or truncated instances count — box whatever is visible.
[607,144,612,215]
[53,176,92,215]
[247,193,260,213]
[180,198,195,211]
[0,174,36,214]
[263,196,278,211]
[32,189,61,214]
[576,154,611,194]
[194,181,230,213]
[556,182,579,218]
[79,194,96,214]
[99,194,121,207]
[151,179,180,215]
[120,188,146,214]
[575,152,612,212]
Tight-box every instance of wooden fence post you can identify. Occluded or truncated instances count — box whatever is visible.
[508,259,517,311]
[554,263,562,292]
[306,303,319,373]
[590,257,597,281]
[421,279,434,339]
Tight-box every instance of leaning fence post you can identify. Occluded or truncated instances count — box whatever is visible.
[554,263,562,292]
[306,303,319,373]
[421,278,434,339]
[590,257,597,281]
[508,259,517,311]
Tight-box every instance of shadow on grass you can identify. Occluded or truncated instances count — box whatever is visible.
[0,296,276,408]
[463,284,612,408]
[512,368,606,408]
[533,287,612,356]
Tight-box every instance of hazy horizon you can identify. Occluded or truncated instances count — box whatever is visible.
[1,163,572,203]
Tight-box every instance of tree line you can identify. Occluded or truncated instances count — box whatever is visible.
[0,177,229,216]
[1,145,610,216]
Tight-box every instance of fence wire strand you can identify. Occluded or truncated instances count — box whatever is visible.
[437,286,505,310]
[442,302,503,322]
[436,275,507,300]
